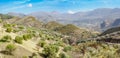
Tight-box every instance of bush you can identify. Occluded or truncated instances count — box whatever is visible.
[39,33,46,39]
[63,46,72,52]
[59,53,69,58]
[14,36,23,44]
[54,41,64,47]
[28,34,33,39]
[22,33,34,40]
[6,44,16,53]
[13,29,20,33]
[0,19,2,23]
[18,26,24,29]
[37,40,46,47]
[11,24,16,27]
[3,23,11,28]
[23,34,28,40]
[0,35,12,42]
[42,45,59,58]
[5,27,12,33]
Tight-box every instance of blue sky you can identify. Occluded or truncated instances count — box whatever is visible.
[0,0,120,14]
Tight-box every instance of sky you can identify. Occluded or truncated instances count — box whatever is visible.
[0,0,120,14]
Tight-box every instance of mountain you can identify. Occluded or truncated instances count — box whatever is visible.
[6,8,120,31]
[100,18,120,31]
[29,8,120,31]
[7,12,26,18]
[0,14,14,19]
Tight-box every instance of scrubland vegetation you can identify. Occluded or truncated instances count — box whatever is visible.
[0,16,119,58]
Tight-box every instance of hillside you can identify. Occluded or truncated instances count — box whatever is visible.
[43,21,63,30]
[55,24,98,39]
[0,18,73,58]
[1,15,120,58]
[6,16,43,29]
[6,16,98,40]
[100,26,120,35]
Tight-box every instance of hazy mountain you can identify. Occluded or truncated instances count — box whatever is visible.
[28,8,120,31]
[0,13,14,19]
[100,18,120,31]
[5,8,120,31]
[7,12,26,18]
[110,18,120,27]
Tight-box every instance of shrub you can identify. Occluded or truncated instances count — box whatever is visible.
[11,24,16,27]
[18,26,24,29]
[0,19,2,23]
[5,27,12,33]
[14,36,23,44]
[28,34,33,39]
[54,41,64,47]
[23,34,28,40]
[37,40,46,47]
[0,35,12,42]
[13,29,20,33]
[39,33,46,38]
[42,45,59,58]
[3,23,11,28]
[59,53,69,58]
[22,33,34,40]
[6,44,16,53]
[63,46,72,52]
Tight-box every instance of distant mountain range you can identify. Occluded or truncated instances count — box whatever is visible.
[7,8,120,31]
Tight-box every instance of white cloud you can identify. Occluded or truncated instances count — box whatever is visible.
[28,3,32,7]
[68,10,75,14]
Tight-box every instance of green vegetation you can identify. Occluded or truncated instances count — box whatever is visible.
[14,36,23,44]
[0,19,2,23]
[6,44,16,54]
[5,27,12,33]
[1,15,119,58]
[59,53,69,58]
[22,33,33,40]
[0,35,12,42]
[63,46,72,52]
[3,23,12,28]
[18,26,24,30]
[13,29,20,33]
[72,41,120,58]
[42,45,59,58]
[37,40,46,47]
